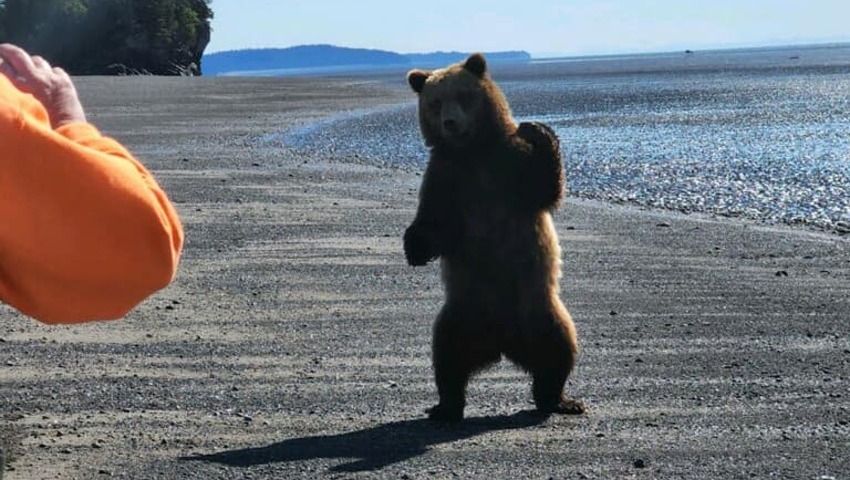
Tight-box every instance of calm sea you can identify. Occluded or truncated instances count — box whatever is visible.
[283,44,850,233]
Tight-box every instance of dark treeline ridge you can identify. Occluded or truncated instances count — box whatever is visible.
[0,0,212,75]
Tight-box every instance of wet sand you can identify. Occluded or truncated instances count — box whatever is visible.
[1,75,849,479]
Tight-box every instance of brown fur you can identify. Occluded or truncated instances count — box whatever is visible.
[404,53,585,421]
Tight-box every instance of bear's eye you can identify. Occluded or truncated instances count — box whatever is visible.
[428,99,442,111]
[457,92,475,108]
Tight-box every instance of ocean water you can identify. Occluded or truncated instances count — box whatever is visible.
[283,44,850,234]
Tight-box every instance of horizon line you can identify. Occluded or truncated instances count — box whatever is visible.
[204,39,850,59]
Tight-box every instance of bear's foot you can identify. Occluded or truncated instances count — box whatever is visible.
[427,403,464,423]
[537,397,587,416]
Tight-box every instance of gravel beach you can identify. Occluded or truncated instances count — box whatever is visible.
[1,75,849,479]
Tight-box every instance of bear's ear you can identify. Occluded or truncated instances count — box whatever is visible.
[463,53,487,77]
[407,69,430,93]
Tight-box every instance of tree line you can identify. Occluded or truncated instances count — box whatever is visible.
[0,0,213,75]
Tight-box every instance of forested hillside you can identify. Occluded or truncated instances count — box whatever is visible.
[0,0,212,75]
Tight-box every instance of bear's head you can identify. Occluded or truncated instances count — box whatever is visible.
[407,53,515,149]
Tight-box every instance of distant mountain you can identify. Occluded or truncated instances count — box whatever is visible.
[202,44,531,76]
[404,51,531,66]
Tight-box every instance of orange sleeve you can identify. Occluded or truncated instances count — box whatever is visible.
[0,75,184,324]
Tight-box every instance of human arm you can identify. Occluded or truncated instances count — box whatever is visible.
[0,46,183,324]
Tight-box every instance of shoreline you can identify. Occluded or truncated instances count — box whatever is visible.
[1,75,848,479]
[278,73,850,238]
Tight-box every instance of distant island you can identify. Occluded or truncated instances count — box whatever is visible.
[202,44,532,76]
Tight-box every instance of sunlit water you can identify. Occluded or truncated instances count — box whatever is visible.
[282,44,850,233]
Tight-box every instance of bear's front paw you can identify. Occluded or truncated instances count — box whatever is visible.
[517,121,559,151]
[426,403,464,423]
[404,225,436,266]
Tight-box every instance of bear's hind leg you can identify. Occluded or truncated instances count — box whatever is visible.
[429,306,500,422]
[532,367,586,415]
[513,311,586,415]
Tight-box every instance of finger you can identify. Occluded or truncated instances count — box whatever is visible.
[0,43,38,80]
[32,55,51,70]
[52,66,70,79]
[0,59,23,84]
[51,66,75,90]
[0,59,13,77]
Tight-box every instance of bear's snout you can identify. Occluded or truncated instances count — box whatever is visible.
[440,102,467,137]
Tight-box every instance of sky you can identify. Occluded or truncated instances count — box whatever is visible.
[206,0,850,58]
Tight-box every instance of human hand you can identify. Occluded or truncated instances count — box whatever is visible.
[0,43,86,128]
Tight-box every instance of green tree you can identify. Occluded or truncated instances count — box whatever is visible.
[0,0,213,75]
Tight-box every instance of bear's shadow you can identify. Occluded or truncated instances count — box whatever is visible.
[184,411,548,473]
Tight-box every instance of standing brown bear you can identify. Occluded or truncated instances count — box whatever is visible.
[404,53,586,422]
